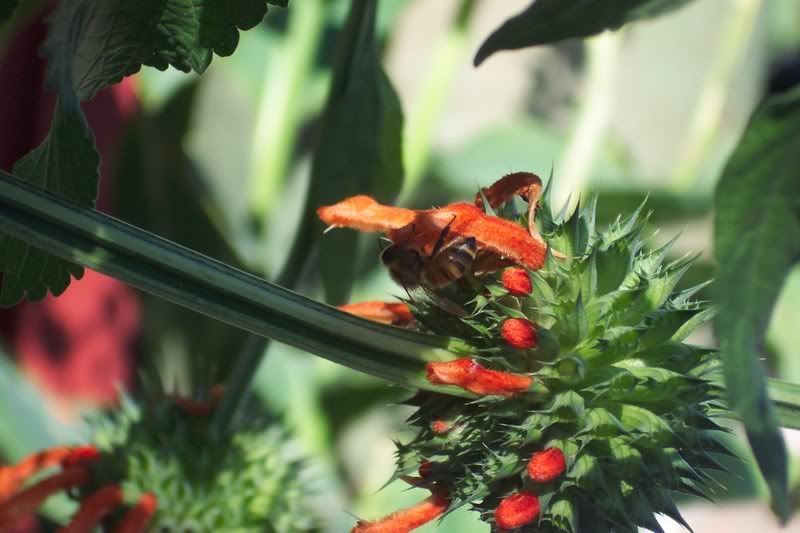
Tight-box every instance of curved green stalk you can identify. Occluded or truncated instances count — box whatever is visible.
[671,0,763,189]
[247,0,325,226]
[0,170,472,396]
[553,32,621,216]
[398,0,478,204]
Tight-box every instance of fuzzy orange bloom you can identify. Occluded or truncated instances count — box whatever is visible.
[494,491,540,529]
[501,318,538,349]
[58,485,124,533]
[430,420,450,434]
[318,196,548,272]
[317,195,416,233]
[114,492,158,533]
[501,268,532,296]
[426,358,532,396]
[0,466,91,528]
[527,448,567,482]
[475,172,543,238]
[338,302,415,327]
[351,485,449,533]
[0,447,75,498]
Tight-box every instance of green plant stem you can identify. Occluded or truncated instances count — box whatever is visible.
[671,0,762,190]
[398,0,477,204]
[247,0,325,226]
[211,212,318,435]
[553,31,621,217]
[0,169,474,394]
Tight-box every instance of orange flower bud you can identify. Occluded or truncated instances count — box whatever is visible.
[0,466,90,529]
[338,301,415,327]
[527,448,566,482]
[426,359,532,396]
[352,485,449,533]
[501,318,538,349]
[60,446,101,469]
[495,491,540,529]
[430,420,450,434]
[502,268,532,296]
[59,485,123,533]
[114,492,157,533]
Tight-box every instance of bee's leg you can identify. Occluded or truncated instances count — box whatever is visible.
[430,216,456,259]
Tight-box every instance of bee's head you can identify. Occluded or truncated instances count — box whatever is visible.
[380,243,423,289]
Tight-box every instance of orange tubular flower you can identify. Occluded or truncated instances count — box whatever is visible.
[494,491,541,529]
[318,195,548,273]
[338,301,415,327]
[60,446,101,469]
[0,466,91,529]
[527,448,567,482]
[0,447,75,498]
[114,492,158,533]
[501,318,538,349]
[352,485,449,533]
[426,359,533,396]
[58,484,124,533]
[474,171,543,238]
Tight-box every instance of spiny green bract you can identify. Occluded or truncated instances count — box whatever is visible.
[90,396,317,533]
[397,192,729,532]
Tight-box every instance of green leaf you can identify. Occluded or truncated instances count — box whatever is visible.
[0,170,474,396]
[45,0,273,99]
[767,378,800,431]
[713,88,800,521]
[0,105,98,305]
[313,0,404,304]
[473,0,694,65]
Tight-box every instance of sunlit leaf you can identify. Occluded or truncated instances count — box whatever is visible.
[714,87,800,522]
[474,0,694,65]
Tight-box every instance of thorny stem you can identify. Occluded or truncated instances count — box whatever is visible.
[397,0,478,204]
[671,0,763,189]
[553,32,621,217]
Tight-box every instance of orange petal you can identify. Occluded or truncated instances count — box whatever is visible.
[58,485,123,533]
[0,466,90,529]
[475,172,541,211]
[352,485,449,533]
[338,302,415,327]
[0,447,74,499]
[113,492,157,533]
[60,446,101,469]
[426,359,532,396]
[317,195,417,233]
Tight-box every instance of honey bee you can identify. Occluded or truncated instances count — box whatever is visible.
[380,219,478,290]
